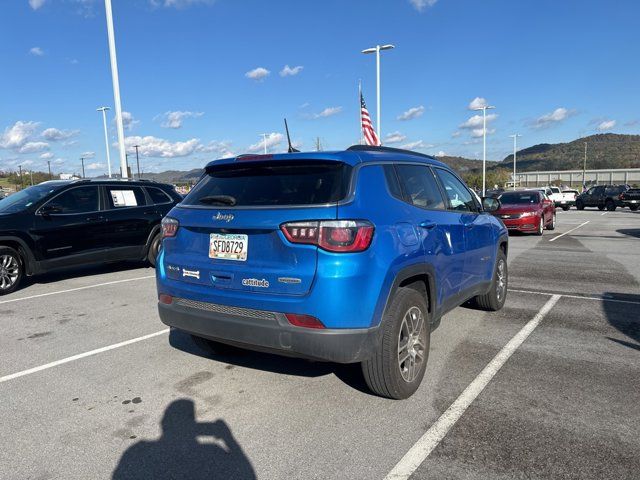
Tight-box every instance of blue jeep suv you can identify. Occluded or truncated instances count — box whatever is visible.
[156,146,508,399]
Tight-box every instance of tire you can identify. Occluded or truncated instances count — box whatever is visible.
[598,205,605,211]
[191,335,239,356]
[606,200,616,211]
[576,200,585,210]
[630,205,639,211]
[474,249,508,311]
[562,206,569,211]
[147,232,162,267]
[361,287,430,400]
[535,216,544,236]
[0,246,23,296]
[546,212,556,230]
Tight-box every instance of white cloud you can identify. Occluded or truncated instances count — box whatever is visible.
[19,141,49,154]
[245,67,270,81]
[397,106,425,121]
[196,140,235,158]
[436,150,446,157]
[451,131,461,138]
[29,0,46,10]
[384,131,406,144]
[150,0,216,7]
[29,46,44,56]
[468,97,488,110]
[400,140,432,150]
[159,111,204,129]
[40,152,54,159]
[459,113,498,137]
[81,151,96,159]
[85,162,105,170]
[0,121,40,150]
[119,111,139,131]
[42,127,78,141]
[596,119,616,132]
[248,133,284,153]
[409,0,437,12]
[309,106,343,119]
[123,135,201,158]
[280,65,304,77]
[533,107,573,129]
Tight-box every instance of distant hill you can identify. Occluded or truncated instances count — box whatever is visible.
[500,133,640,172]
[141,168,202,184]
[435,155,497,173]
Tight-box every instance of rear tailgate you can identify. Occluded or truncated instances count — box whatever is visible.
[162,159,352,296]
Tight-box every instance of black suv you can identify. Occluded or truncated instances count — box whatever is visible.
[0,179,181,294]
[576,184,629,211]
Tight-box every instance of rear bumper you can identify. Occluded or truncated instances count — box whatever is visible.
[556,200,575,207]
[158,299,380,363]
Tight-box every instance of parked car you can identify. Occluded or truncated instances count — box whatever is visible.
[558,189,579,210]
[493,190,556,235]
[576,184,629,211]
[0,179,181,295]
[619,188,640,211]
[547,186,565,205]
[156,146,509,399]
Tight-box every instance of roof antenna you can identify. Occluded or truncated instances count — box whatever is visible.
[284,118,300,153]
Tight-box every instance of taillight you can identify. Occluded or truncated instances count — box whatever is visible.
[158,294,173,305]
[280,220,374,252]
[285,313,325,329]
[161,217,179,238]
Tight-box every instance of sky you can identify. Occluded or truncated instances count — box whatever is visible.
[1,0,640,176]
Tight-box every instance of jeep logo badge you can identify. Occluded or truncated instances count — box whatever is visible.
[214,212,234,222]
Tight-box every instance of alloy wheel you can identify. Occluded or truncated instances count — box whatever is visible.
[496,259,507,303]
[397,306,427,383]
[0,255,19,291]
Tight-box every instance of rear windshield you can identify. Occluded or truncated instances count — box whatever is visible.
[499,192,540,205]
[182,160,352,207]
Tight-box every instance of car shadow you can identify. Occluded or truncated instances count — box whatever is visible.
[112,399,256,480]
[168,329,371,394]
[21,261,150,287]
[602,292,640,351]
[616,228,640,239]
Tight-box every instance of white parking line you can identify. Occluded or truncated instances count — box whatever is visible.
[548,221,590,242]
[384,295,561,480]
[0,275,155,305]
[601,212,608,216]
[509,288,640,305]
[0,328,169,384]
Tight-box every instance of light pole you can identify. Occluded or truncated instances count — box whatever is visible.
[582,142,587,190]
[18,165,23,189]
[97,106,112,178]
[133,145,141,179]
[81,157,85,178]
[509,134,521,190]
[362,44,395,141]
[104,0,128,178]
[472,105,496,196]
[260,134,268,154]
[47,160,52,180]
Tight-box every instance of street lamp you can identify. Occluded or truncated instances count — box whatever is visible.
[509,134,522,190]
[472,104,496,196]
[97,106,112,178]
[362,44,395,141]
[103,0,128,178]
[260,133,269,154]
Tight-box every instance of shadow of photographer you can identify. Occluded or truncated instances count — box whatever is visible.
[112,399,256,480]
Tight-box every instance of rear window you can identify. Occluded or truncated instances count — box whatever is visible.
[499,192,540,204]
[182,160,352,207]
[146,186,173,205]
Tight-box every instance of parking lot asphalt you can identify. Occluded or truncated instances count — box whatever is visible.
[1,208,638,480]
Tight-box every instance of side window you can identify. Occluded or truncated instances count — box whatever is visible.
[434,168,477,213]
[394,165,445,210]
[382,165,403,200]
[106,186,146,209]
[586,187,595,195]
[45,186,99,214]
[146,187,173,205]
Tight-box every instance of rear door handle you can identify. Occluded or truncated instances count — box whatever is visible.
[86,215,104,221]
[419,221,437,230]
[143,210,158,215]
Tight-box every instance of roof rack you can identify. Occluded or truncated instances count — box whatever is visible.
[347,144,436,160]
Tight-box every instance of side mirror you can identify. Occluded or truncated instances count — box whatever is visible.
[40,204,63,216]
[482,197,500,213]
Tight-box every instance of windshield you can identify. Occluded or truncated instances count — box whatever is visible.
[499,192,540,205]
[182,160,352,207]
[0,183,63,214]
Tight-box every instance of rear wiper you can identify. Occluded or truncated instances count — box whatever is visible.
[198,195,237,206]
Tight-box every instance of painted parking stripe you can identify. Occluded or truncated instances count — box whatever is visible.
[384,295,561,480]
[0,275,155,305]
[509,288,640,306]
[548,221,590,242]
[0,329,169,384]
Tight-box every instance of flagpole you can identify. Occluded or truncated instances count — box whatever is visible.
[358,80,364,145]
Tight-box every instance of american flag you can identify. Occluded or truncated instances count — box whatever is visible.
[360,91,381,146]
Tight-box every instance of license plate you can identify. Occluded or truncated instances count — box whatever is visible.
[209,233,248,261]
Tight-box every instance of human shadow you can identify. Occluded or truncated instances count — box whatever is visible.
[168,329,371,394]
[602,292,640,351]
[112,399,256,480]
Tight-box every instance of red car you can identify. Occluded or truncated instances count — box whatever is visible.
[493,190,556,235]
